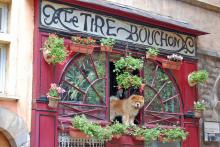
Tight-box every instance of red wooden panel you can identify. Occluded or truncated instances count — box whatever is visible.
[172,60,198,113]
[182,118,200,147]
[39,114,56,147]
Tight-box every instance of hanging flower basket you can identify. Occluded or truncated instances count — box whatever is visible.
[70,43,95,54]
[188,73,197,87]
[194,109,203,118]
[100,45,113,52]
[162,60,182,70]
[69,127,91,139]
[42,48,54,64]
[47,96,61,108]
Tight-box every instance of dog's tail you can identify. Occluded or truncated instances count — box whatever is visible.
[110,96,119,102]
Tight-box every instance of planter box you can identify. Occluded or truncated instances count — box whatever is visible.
[69,127,91,139]
[70,43,95,54]
[162,60,181,70]
[100,45,112,52]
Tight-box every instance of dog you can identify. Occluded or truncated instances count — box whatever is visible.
[110,95,144,125]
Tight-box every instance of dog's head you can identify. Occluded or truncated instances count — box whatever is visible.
[130,95,144,109]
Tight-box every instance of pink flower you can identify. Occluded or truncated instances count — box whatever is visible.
[50,83,57,89]
[57,87,65,94]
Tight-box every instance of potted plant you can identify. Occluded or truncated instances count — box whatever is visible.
[109,121,128,139]
[145,47,159,60]
[41,34,68,64]
[47,83,65,108]
[194,100,206,118]
[188,70,208,87]
[114,55,143,73]
[100,38,116,52]
[162,54,183,70]
[116,72,142,90]
[70,36,96,54]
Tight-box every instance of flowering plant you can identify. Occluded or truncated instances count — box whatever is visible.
[167,54,183,62]
[71,36,96,45]
[146,47,159,57]
[194,100,206,110]
[42,34,68,64]
[47,83,65,97]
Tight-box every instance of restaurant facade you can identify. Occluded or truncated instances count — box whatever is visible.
[31,0,211,147]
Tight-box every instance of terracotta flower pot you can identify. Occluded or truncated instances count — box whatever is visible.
[69,127,91,139]
[162,60,181,70]
[145,54,157,60]
[47,96,60,108]
[42,48,55,64]
[70,43,95,54]
[194,109,203,118]
[100,45,113,52]
[188,73,197,87]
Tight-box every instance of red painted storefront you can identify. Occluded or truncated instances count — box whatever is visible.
[31,0,207,147]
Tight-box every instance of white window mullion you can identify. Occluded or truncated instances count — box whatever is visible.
[0,47,6,94]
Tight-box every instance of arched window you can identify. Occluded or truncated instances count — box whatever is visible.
[59,51,183,126]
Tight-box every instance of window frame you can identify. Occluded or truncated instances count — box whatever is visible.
[0,3,8,33]
[0,45,6,94]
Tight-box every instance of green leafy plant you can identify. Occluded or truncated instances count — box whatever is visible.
[116,72,142,89]
[71,36,96,45]
[114,56,143,73]
[146,47,159,57]
[72,115,112,140]
[42,34,68,64]
[160,128,188,143]
[131,126,146,139]
[144,127,162,142]
[100,38,116,47]
[194,100,206,110]
[47,83,65,97]
[188,70,208,86]
[108,121,128,136]
[72,115,188,142]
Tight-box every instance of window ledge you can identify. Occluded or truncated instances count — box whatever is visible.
[0,33,12,43]
[0,94,18,101]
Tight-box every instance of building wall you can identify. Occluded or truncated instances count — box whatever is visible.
[0,0,34,146]
[106,0,220,146]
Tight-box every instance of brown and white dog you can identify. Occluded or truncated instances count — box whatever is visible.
[110,95,144,125]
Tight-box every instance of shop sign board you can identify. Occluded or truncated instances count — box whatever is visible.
[40,0,196,56]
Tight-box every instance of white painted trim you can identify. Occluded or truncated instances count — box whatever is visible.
[0,3,8,33]
[0,46,6,94]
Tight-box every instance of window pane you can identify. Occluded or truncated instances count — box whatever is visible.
[0,8,2,31]
[0,47,6,93]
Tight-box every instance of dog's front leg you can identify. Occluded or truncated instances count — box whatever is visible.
[123,115,129,125]
[129,117,135,126]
